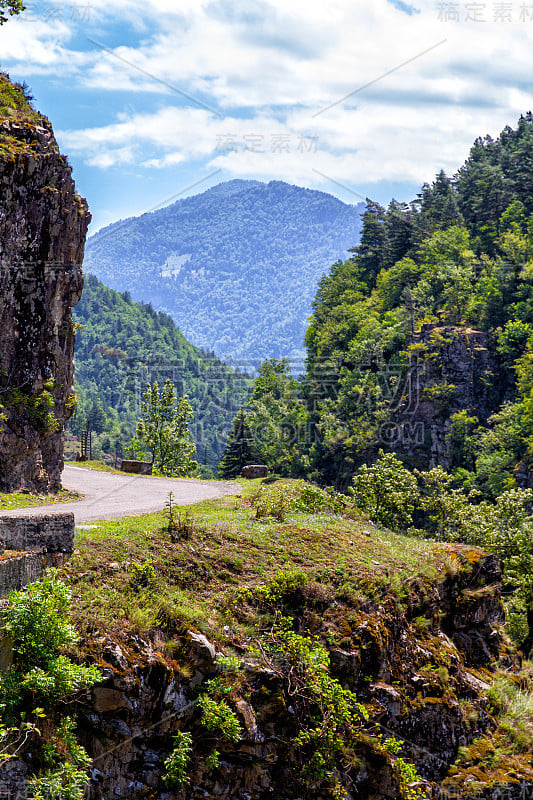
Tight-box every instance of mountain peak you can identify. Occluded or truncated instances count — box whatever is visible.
[84,180,364,361]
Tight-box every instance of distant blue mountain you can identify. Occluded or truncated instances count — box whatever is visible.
[84,180,364,361]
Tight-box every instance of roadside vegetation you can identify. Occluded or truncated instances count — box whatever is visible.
[0,488,80,511]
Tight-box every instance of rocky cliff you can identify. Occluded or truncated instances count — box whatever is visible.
[395,324,499,470]
[55,549,527,799]
[0,76,90,491]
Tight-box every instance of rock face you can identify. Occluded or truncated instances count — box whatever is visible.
[0,109,90,491]
[395,324,498,469]
[37,548,511,800]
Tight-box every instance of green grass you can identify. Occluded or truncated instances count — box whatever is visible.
[0,488,81,511]
[71,460,122,474]
[63,478,464,645]
[0,74,41,124]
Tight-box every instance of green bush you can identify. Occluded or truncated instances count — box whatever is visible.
[0,572,102,710]
[253,480,348,522]
[254,483,290,521]
[27,761,90,800]
[129,560,157,591]
[351,451,420,531]
[2,571,78,668]
[262,620,368,794]
[28,716,92,800]
[197,695,243,743]
[163,731,193,788]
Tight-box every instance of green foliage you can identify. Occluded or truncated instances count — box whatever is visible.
[351,451,420,530]
[28,716,92,800]
[486,676,533,751]
[0,380,60,434]
[0,578,99,796]
[0,3,24,26]
[378,737,425,800]
[3,571,79,668]
[244,358,310,477]
[129,561,157,591]
[254,482,291,521]
[0,572,102,709]
[27,760,90,800]
[70,275,249,469]
[252,479,347,522]
[163,731,193,788]
[204,749,220,771]
[262,621,368,795]
[218,411,258,478]
[133,379,198,476]
[197,694,243,743]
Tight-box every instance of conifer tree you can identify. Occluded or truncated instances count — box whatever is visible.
[218,411,257,478]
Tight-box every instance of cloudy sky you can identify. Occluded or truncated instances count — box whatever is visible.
[1,0,532,231]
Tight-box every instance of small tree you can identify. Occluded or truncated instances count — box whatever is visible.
[218,411,258,478]
[132,380,198,477]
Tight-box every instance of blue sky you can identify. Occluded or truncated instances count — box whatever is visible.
[2,0,533,232]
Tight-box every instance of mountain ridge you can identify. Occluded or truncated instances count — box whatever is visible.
[83,179,364,361]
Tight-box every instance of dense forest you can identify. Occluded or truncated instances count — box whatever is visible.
[230,113,533,498]
[70,276,250,472]
[83,180,364,361]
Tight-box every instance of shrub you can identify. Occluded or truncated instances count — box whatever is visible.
[351,451,420,531]
[129,560,157,591]
[27,761,90,800]
[197,695,242,743]
[163,731,193,788]
[2,571,78,668]
[254,483,290,521]
[262,620,368,794]
[0,572,102,710]
[253,480,348,522]
[28,716,92,800]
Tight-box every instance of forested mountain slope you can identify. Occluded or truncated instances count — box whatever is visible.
[233,113,533,496]
[83,180,364,361]
[70,276,249,471]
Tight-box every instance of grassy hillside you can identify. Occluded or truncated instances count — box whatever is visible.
[59,477,533,798]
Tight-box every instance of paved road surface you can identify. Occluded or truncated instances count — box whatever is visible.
[0,465,241,523]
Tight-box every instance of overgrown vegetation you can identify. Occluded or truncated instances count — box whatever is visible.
[0,573,101,796]
[0,72,40,125]
[218,114,533,500]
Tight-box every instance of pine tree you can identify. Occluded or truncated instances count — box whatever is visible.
[352,199,387,288]
[218,411,257,478]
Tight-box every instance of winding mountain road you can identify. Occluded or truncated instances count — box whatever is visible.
[0,465,241,523]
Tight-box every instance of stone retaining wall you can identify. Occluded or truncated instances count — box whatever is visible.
[0,513,75,596]
[120,460,152,475]
[0,512,74,554]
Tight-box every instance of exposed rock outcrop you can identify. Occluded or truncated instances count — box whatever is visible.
[0,95,90,491]
[395,324,499,469]
[24,547,513,800]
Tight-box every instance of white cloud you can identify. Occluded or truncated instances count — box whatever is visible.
[4,0,533,201]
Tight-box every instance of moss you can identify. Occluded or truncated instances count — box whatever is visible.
[0,73,42,124]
